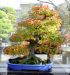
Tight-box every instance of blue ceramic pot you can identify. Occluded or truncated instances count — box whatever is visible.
[8,63,52,71]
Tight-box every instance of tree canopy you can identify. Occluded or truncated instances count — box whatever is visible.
[2,7,16,24]
[0,7,16,38]
[2,7,16,15]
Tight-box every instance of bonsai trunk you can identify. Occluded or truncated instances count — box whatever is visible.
[25,38,42,64]
[47,50,51,63]
[28,38,38,56]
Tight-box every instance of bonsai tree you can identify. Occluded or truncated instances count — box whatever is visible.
[4,5,63,64]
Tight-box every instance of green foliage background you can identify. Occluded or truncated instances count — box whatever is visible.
[0,7,16,38]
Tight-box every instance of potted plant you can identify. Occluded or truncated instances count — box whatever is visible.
[4,5,63,71]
